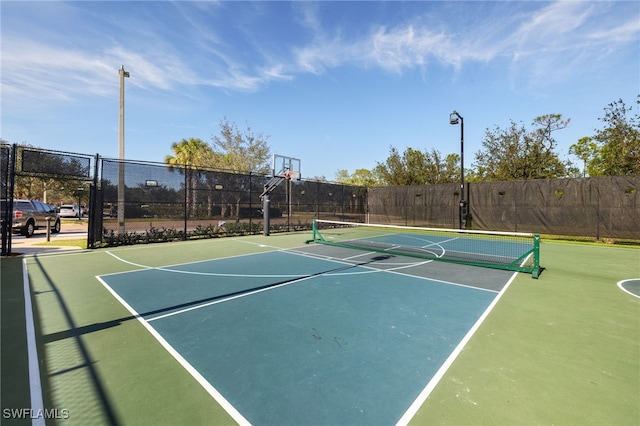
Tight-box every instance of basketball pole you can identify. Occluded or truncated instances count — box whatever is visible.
[263,194,270,236]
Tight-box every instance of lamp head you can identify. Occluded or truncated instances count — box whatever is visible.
[449,110,462,125]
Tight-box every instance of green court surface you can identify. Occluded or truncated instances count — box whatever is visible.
[1,233,639,425]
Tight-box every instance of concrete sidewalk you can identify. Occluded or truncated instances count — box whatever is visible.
[4,222,88,257]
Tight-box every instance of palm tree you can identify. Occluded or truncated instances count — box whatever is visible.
[164,138,214,217]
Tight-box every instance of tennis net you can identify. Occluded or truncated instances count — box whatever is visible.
[307,219,541,278]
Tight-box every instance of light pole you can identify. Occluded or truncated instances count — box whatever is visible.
[450,110,466,229]
[118,65,129,234]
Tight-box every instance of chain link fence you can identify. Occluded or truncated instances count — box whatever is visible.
[96,158,367,247]
[368,177,640,240]
[2,143,638,254]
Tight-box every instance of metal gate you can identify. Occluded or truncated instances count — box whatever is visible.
[1,143,97,256]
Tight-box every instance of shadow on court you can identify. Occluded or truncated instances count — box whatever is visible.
[43,254,390,345]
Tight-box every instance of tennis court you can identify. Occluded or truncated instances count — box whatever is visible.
[96,229,520,425]
[2,227,639,425]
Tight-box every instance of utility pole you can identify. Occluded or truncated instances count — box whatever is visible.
[118,65,129,234]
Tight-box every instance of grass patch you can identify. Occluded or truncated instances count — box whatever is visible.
[36,239,87,249]
[541,234,640,247]
[60,219,88,226]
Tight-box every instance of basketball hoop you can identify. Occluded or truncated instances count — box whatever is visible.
[284,170,298,180]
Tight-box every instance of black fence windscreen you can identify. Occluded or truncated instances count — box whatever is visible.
[368,177,640,240]
[96,159,367,246]
[368,183,460,229]
[1,145,10,200]
[21,148,92,178]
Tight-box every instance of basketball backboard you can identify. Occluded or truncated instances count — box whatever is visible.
[272,154,301,180]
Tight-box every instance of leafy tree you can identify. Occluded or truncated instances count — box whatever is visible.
[569,136,600,177]
[164,137,214,217]
[335,168,380,186]
[163,119,272,221]
[211,117,271,174]
[592,96,640,176]
[431,152,460,183]
[164,137,215,168]
[373,146,460,186]
[306,175,328,182]
[473,114,571,180]
[210,118,272,220]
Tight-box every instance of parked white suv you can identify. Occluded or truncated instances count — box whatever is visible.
[59,204,81,218]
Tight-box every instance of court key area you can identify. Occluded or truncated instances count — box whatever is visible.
[98,240,518,425]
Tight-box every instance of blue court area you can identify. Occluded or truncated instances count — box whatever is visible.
[98,247,514,425]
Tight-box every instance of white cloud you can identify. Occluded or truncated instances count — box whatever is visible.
[287,1,638,91]
[291,20,502,77]
[2,39,113,103]
[505,1,638,90]
[2,0,637,110]
[588,16,640,43]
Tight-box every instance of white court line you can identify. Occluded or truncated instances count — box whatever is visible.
[125,257,437,323]
[136,252,493,323]
[146,273,321,322]
[104,238,495,291]
[617,278,640,299]
[96,276,251,426]
[104,245,434,279]
[22,259,46,426]
[105,250,305,278]
[384,232,449,256]
[103,238,498,327]
[328,231,448,259]
[273,248,498,294]
[396,270,520,425]
[232,237,435,268]
[100,244,288,277]
[343,251,378,261]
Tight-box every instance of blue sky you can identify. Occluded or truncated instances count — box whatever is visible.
[2,1,638,180]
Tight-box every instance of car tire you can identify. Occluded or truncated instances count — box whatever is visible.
[52,220,61,234]
[22,220,35,238]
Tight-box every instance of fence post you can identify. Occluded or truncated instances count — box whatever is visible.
[595,179,600,241]
[249,172,252,231]
[6,145,17,255]
[0,144,15,256]
[87,153,100,249]
[184,169,188,240]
